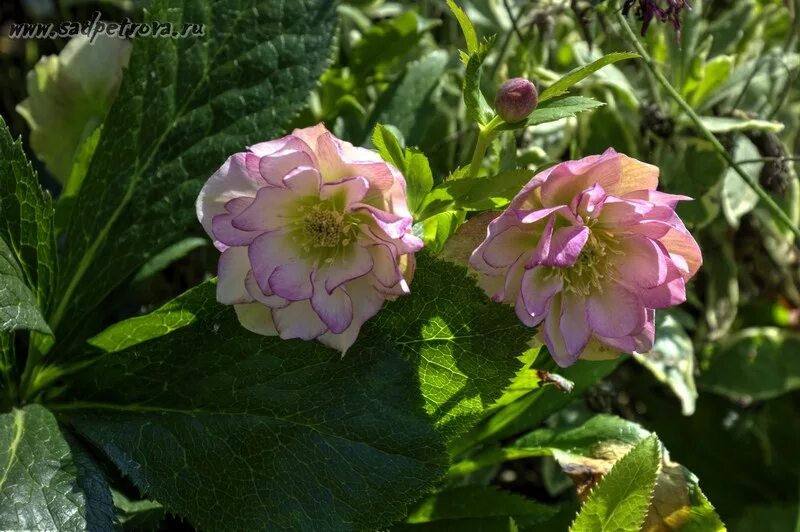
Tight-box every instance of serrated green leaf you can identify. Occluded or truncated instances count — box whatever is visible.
[570,435,661,532]
[416,211,466,253]
[367,50,449,147]
[0,238,50,334]
[464,38,495,126]
[372,125,433,215]
[699,327,800,402]
[634,312,697,416]
[450,414,648,477]
[51,0,337,353]
[0,115,56,321]
[55,254,530,530]
[497,96,604,131]
[0,405,115,530]
[373,123,407,172]
[446,0,478,54]
[395,486,557,531]
[539,52,639,102]
[418,168,533,219]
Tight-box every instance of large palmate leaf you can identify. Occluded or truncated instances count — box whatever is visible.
[52,254,530,530]
[0,405,114,530]
[0,239,49,334]
[0,116,56,318]
[51,0,337,348]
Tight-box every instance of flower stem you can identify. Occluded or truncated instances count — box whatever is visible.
[613,7,800,241]
[467,115,504,178]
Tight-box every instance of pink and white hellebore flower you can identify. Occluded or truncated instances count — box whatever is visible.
[197,124,423,353]
[470,148,702,367]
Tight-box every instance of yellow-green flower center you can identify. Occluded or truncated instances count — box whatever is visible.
[303,206,347,247]
[556,229,620,296]
[295,201,361,260]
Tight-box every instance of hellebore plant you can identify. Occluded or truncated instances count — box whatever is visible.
[197,124,422,352]
[469,149,702,366]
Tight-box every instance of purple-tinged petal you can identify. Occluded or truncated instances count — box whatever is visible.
[540,149,621,207]
[483,225,532,268]
[259,148,315,187]
[244,270,289,309]
[283,166,321,196]
[317,277,385,353]
[587,283,645,338]
[355,204,412,238]
[322,176,370,206]
[212,198,259,250]
[526,214,557,267]
[637,264,686,308]
[519,266,563,325]
[370,244,402,288]
[216,247,254,304]
[311,275,353,334]
[196,152,264,238]
[623,189,691,208]
[560,292,591,358]
[517,205,567,224]
[232,185,298,232]
[272,300,328,340]
[543,296,580,367]
[614,235,670,288]
[269,262,314,301]
[540,225,590,268]
[321,245,374,293]
[248,230,311,297]
[571,183,608,220]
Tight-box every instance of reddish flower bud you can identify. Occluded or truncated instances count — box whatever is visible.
[494,78,538,123]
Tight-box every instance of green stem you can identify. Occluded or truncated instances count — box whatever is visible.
[613,8,800,242]
[466,115,503,178]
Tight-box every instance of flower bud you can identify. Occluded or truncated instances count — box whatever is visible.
[494,78,538,123]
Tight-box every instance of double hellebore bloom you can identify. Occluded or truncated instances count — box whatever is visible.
[197,124,423,352]
[470,149,701,367]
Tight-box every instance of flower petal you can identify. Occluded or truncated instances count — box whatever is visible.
[259,146,315,187]
[248,230,313,299]
[311,276,353,334]
[587,282,645,337]
[614,235,670,288]
[196,152,263,238]
[211,197,258,250]
[234,303,278,336]
[560,292,591,358]
[321,244,374,293]
[216,247,253,305]
[232,185,298,232]
[543,296,580,367]
[540,225,590,268]
[272,300,328,340]
[321,176,370,206]
[483,225,532,268]
[519,266,563,326]
[317,277,385,353]
[244,270,289,309]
